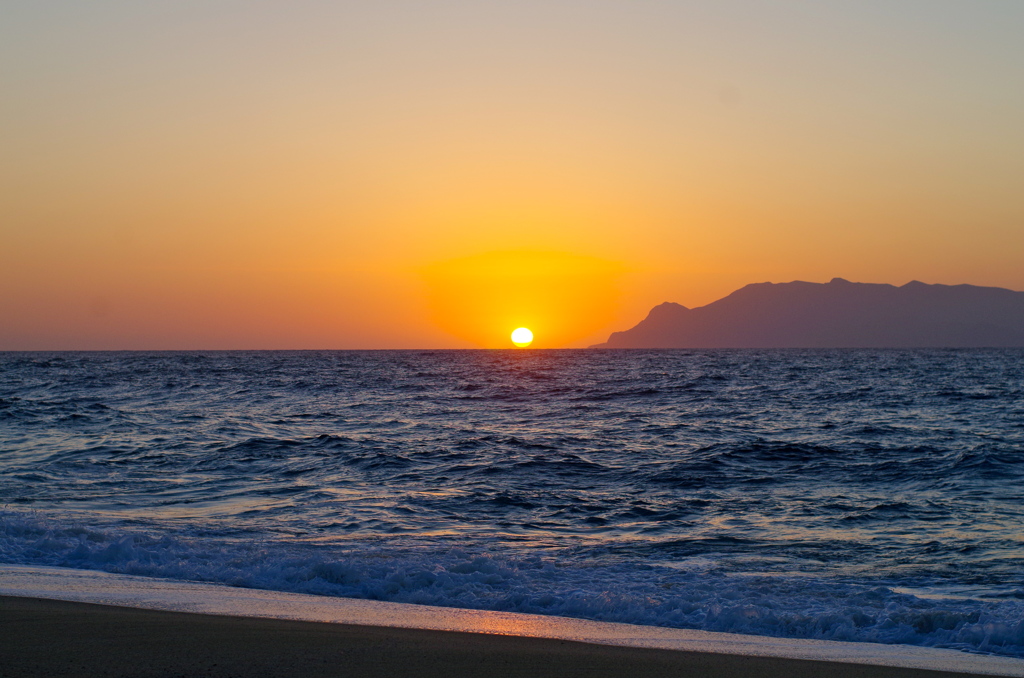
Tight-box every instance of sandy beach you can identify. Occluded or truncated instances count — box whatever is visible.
[3,565,1022,678]
[1,595,1003,678]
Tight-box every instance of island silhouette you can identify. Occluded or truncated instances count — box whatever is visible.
[591,278,1024,348]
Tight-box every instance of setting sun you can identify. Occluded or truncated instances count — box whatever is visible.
[421,250,624,348]
[511,327,534,348]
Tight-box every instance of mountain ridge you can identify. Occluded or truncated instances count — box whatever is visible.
[591,278,1024,348]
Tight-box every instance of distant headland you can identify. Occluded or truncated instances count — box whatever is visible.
[591,279,1024,348]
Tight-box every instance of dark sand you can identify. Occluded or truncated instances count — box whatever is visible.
[0,596,996,678]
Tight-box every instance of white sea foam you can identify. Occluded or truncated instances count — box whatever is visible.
[3,510,1024,658]
[2,564,1023,677]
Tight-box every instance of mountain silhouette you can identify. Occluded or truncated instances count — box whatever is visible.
[591,279,1024,348]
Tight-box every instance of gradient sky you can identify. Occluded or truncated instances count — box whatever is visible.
[3,1,1023,349]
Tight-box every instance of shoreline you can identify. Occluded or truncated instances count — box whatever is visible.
[0,594,1002,678]
[2,565,1023,677]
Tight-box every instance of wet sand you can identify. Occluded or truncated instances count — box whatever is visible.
[0,596,997,678]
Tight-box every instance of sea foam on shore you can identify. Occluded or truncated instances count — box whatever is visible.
[2,564,1023,677]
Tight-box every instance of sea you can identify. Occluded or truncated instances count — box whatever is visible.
[1,349,1023,657]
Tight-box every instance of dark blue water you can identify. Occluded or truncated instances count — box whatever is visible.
[2,350,1023,655]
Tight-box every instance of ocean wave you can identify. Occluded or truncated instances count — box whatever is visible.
[2,510,1023,657]
[3,349,1024,658]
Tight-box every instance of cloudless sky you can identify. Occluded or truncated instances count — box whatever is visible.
[3,1,1023,348]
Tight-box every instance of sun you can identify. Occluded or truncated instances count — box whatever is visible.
[511,327,534,348]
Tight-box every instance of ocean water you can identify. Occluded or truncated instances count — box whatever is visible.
[1,349,1023,656]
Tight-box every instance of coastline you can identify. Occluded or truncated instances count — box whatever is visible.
[0,595,1000,678]
[2,565,1022,677]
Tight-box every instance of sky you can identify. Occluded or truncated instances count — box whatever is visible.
[2,1,1023,349]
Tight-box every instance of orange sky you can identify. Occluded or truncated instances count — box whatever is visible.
[2,2,1023,349]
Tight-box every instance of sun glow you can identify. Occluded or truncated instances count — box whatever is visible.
[511,327,534,348]
[420,250,625,348]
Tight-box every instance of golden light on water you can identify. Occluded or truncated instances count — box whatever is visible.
[511,327,534,348]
